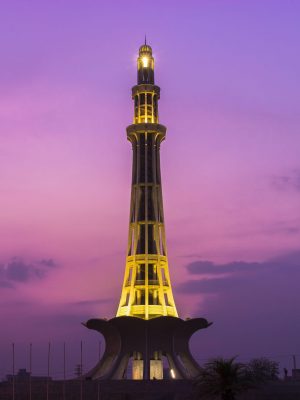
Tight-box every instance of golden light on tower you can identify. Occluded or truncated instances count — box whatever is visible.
[84,41,211,382]
[116,43,178,320]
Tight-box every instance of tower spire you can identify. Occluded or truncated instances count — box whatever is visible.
[145,34,147,45]
[116,43,178,319]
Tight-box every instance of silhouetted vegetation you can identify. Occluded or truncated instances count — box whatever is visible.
[192,356,279,400]
[247,357,279,383]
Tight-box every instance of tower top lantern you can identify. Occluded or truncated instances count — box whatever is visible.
[137,43,154,84]
[139,43,152,55]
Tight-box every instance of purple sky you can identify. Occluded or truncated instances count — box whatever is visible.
[1,0,300,378]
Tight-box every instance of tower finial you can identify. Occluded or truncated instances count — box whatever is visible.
[145,34,147,45]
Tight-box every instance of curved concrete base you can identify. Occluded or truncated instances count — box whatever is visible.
[83,316,212,380]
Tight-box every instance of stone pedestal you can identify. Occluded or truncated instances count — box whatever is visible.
[83,316,212,380]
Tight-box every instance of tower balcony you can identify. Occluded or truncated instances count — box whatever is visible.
[126,255,168,264]
[117,304,178,319]
[134,279,160,286]
[125,279,169,287]
[131,305,172,317]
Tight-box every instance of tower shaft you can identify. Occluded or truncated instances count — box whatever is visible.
[116,44,178,320]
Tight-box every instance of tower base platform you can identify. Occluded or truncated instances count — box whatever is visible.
[98,379,193,400]
[83,316,212,380]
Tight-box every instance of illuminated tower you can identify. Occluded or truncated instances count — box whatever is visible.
[116,42,178,320]
[84,42,211,381]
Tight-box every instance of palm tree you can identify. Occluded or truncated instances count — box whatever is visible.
[192,357,254,400]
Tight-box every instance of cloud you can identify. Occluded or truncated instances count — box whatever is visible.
[186,260,259,276]
[0,257,58,288]
[272,169,300,192]
[178,251,300,294]
[0,280,14,289]
[70,298,113,307]
[177,250,300,359]
[39,258,57,268]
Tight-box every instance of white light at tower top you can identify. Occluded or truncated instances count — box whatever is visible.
[142,56,149,67]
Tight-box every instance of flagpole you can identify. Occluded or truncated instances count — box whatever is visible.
[98,340,102,399]
[63,342,66,400]
[80,340,83,400]
[46,342,50,400]
[12,343,15,400]
[29,343,32,400]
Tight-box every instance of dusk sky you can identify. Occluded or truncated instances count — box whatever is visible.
[1,0,300,379]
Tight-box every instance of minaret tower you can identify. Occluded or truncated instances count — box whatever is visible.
[84,42,211,381]
[116,42,178,320]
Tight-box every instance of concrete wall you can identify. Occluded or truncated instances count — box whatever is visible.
[1,379,300,400]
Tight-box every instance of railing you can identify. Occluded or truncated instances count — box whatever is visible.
[134,280,145,285]
[125,279,168,286]
[148,280,159,285]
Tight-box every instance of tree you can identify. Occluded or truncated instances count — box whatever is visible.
[192,356,280,400]
[193,357,253,400]
[247,357,279,382]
